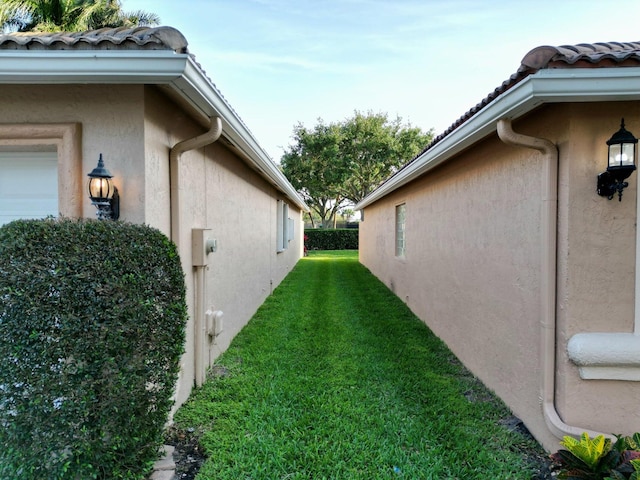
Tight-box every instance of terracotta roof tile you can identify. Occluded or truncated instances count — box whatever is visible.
[400,40,640,175]
[0,26,188,53]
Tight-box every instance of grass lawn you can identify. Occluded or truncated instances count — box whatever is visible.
[172,250,547,479]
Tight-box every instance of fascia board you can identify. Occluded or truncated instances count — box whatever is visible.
[0,50,188,83]
[355,67,640,211]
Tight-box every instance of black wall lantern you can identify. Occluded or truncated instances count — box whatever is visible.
[597,119,637,201]
[88,154,119,220]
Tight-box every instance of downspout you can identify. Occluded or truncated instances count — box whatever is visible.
[497,119,606,440]
[169,116,222,247]
[169,116,223,387]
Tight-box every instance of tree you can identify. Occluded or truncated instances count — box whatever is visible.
[281,120,347,228]
[338,111,433,205]
[281,111,433,226]
[0,0,159,33]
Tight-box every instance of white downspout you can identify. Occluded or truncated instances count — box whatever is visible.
[497,119,607,440]
[170,116,222,387]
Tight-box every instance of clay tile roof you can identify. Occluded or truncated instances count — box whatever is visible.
[403,40,640,171]
[0,26,188,53]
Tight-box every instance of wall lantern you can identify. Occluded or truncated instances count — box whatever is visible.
[597,118,637,201]
[87,154,119,220]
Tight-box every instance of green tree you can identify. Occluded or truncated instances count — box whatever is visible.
[338,111,433,205]
[281,120,347,228]
[281,111,433,225]
[0,0,159,33]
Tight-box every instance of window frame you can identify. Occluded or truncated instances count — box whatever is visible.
[277,199,292,253]
[0,124,82,219]
[395,202,406,258]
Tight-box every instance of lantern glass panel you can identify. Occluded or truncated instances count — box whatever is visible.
[88,177,113,201]
[609,143,636,168]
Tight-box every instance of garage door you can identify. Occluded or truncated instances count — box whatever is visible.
[0,152,58,227]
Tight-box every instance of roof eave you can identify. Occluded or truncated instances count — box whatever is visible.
[178,57,309,212]
[0,50,309,212]
[354,66,640,211]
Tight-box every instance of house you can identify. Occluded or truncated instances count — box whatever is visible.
[0,26,308,409]
[355,41,640,451]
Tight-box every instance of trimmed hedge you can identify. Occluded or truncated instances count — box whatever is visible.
[0,218,187,479]
[305,228,358,250]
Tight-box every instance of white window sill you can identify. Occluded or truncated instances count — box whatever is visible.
[568,332,640,381]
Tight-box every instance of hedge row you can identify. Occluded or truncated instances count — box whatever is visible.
[305,228,359,250]
[0,218,187,479]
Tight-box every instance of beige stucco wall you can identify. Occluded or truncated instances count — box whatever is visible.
[143,87,303,407]
[360,102,640,451]
[0,84,303,411]
[0,84,146,224]
[555,103,639,436]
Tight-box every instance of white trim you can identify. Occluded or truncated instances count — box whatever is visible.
[568,333,640,381]
[0,50,308,213]
[355,67,640,211]
[0,123,82,219]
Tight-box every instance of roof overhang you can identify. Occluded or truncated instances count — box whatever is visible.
[355,66,640,211]
[0,50,309,212]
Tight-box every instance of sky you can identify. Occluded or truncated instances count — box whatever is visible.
[124,0,640,161]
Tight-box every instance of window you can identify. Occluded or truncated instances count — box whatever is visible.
[277,200,293,252]
[396,203,406,257]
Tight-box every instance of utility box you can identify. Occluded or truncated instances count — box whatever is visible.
[206,309,224,338]
[192,228,213,267]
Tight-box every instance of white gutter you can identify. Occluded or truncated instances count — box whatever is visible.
[355,66,640,211]
[497,119,608,441]
[0,50,308,213]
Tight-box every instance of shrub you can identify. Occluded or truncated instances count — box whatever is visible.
[550,432,640,479]
[0,218,187,479]
[304,228,358,250]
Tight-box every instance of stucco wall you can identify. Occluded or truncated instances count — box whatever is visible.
[0,84,146,224]
[359,103,640,451]
[143,88,302,407]
[555,103,639,436]
[0,84,302,411]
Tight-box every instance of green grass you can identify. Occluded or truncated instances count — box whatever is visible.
[173,250,545,479]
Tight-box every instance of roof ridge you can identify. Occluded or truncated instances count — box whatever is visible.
[0,25,188,53]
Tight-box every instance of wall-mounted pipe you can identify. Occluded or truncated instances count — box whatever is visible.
[497,119,607,440]
[170,116,222,388]
[169,116,222,248]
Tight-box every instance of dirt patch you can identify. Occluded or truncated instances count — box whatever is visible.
[164,426,207,480]
[500,416,555,479]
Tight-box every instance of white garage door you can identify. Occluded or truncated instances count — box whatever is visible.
[0,152,58,227]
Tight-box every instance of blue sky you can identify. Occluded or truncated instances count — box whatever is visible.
[124,0,640,161]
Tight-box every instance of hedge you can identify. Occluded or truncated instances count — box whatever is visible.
[305,228,358,250]
[0,218,187,479]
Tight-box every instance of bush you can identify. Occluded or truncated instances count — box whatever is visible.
[550,432,640,479]
[0,218,187,479]
[304,228,358,250]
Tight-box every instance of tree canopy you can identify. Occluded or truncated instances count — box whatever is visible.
[281,111,433,227]
[0,0,159,33]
